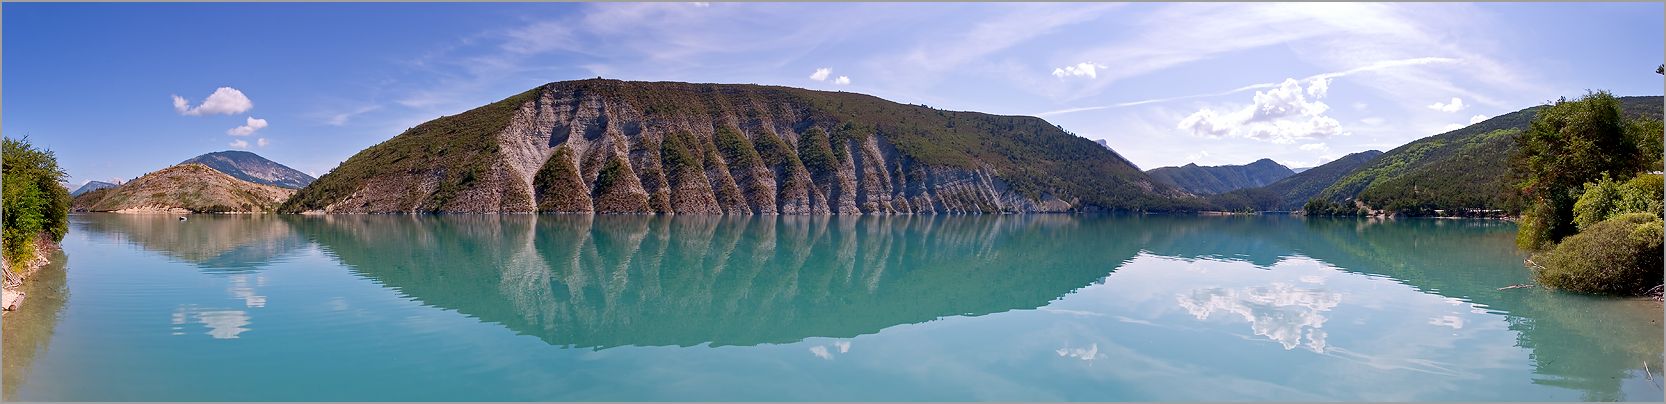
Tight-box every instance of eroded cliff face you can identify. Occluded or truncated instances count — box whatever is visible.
[315,83,1083,214]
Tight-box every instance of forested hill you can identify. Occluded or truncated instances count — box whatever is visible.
[1313,95,1662,213]
[1146,159,1295,195]
[282,79,1184,214]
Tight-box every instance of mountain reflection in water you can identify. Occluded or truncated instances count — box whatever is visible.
[45,213,1661,401]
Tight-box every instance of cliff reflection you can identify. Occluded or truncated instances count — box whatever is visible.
[294,214,1145,348]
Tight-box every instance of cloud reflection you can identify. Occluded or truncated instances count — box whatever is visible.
[1177,282,1340,353]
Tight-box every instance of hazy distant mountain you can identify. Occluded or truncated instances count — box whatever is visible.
[1146,159,1295,195]
[283,79,1182,214]
[71,180,118,196]
[181,150,315,189]
[1290,167,1312,173]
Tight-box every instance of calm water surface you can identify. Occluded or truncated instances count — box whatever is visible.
[3,213,1661,401]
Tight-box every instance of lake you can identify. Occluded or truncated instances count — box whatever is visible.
[4,213,1661,401]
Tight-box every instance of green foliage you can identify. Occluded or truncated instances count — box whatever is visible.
[1512,91,1655,249]
[593,155,630,196]
[795,127,838,176]
[1572,173,1664,231]
[1532,213,1663,295]
[713,127,762,168]
[1301,198,1364,216]
[659,131,702,173]
[2,137,71,267]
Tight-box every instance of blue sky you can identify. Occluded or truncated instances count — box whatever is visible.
[6,2,1662,186]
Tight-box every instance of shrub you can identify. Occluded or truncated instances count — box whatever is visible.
[1,137,71,268]
[1572,173,1663,231]
[1532,212,1664,295]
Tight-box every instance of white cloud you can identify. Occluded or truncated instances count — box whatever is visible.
[834,76,851,85]
[256,138,270,147]
[809,67,832,81]
[1299,143,1329,152]
[1305,77,1330,98]
[229,139,250,149]
[1186,150,1212,161]
[1440,123,1464,132]
[1052,62,1107,79]
[690,2,710,7]
[1427,97,1466,112]
[1178,78,1344,144]
[227,116,268,136]
[173,87,253,116]
[1360,117,1386,126]
[1468,114,1488,124]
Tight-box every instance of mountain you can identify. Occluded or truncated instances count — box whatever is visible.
[1146,158,1295,195]
[70,180,118,196]
[71,163,295,213]
[1229,150,1384,210]
[181,150,315,189]
[1290,167,1312,173]
[1094,139,1139,170]
[1314,96,1663,213]
[283,79,1179,214]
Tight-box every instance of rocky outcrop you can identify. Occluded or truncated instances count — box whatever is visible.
[285,80,1172,214]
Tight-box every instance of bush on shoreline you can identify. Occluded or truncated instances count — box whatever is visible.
[1,137,71,270]
[1532,213,1664,295]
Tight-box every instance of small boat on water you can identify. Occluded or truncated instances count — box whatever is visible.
[178,216,187,221]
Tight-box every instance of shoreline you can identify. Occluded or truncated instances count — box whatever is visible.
[2,238,62,315]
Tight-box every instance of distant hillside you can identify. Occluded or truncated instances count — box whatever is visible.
[283,79,1180,214]
[1315,96,1663,213]
[181,150,314,189]
[70,180,118,196]
[1254,150,1383,210]
[71,163,295,213]
[1146,158,1294,195]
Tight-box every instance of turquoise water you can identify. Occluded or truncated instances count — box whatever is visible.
[3,213,1661,401]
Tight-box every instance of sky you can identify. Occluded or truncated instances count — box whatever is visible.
[5,2,1663,186]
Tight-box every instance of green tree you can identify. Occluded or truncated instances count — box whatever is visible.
[1572,173,1664,231]
[1510,91,1647,249]
[2,137,71,268]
